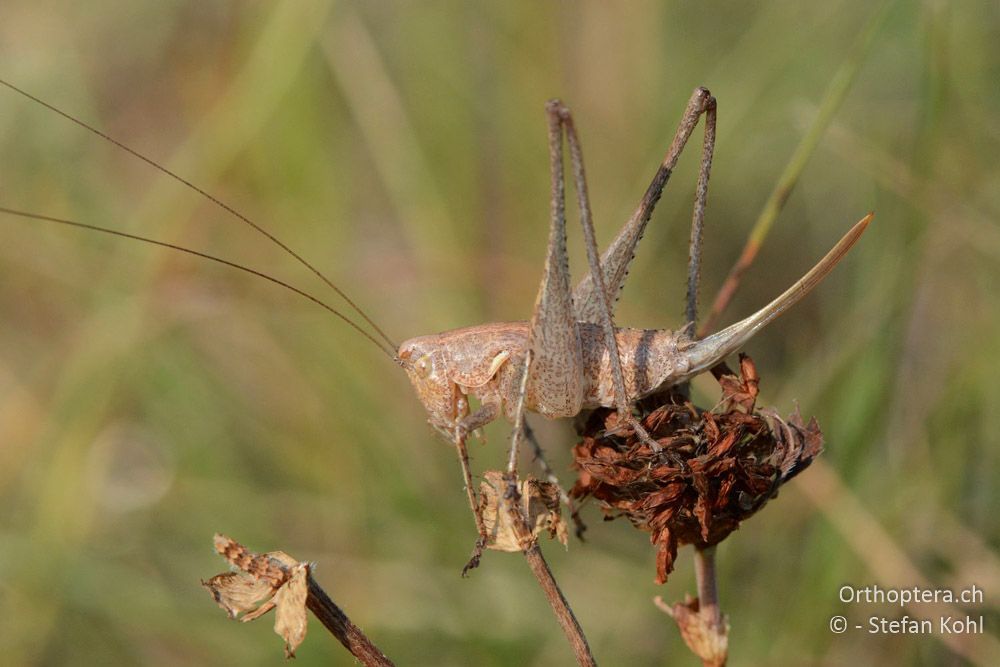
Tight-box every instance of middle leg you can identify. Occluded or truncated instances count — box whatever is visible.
[573,87,717,324]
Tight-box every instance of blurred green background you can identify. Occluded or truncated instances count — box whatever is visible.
[1,1,998,665]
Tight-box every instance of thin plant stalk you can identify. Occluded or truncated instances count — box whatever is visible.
[699,0,893,336]
[306,575,396,667]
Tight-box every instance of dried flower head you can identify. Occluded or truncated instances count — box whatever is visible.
[571,355,823,583]
[203,534,310,658]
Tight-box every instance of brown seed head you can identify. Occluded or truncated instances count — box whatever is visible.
[570,355,823,583]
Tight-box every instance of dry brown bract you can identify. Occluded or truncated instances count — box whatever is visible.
[655,594,729,667]
[203,534,310,658]
[478,471,569,552]
[571,355,823,583]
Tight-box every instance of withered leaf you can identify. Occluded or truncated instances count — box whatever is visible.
[478,471,569,552]
[203,534,311,658]
[717,353,759,414]
[654,529,678,585]
[274,563,309,658]
[203,571,277,619]
[655,595,729,667]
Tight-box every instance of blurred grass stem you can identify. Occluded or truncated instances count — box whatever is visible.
[699,0,893,336]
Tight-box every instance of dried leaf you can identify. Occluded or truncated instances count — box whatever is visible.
[203,571,277,619]
[203,534,311,658]
[654,529,678,585]
[479,471,569,552]
[655,595,729,667]
[274,563,309,658]
[717,353,759,413]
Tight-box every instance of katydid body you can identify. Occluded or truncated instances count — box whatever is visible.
[398,213,870,438]
[400,321,690,430]
[398,89,870,447]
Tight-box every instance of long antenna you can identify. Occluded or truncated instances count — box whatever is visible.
[0,77,398,351]
[0,206,398,361]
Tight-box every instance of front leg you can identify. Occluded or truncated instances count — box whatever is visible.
[458,398,501,436]
[454,393,507,575]
[452,424,488,576]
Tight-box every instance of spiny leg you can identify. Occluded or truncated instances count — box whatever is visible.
[507,107,585,536]
[573,87,716,324]
[685,95,717,330]
[454,427,488,575]
[505,100,587,482]
[503,93,592,500]
[679,94,718,396]
[553,101,667,453]
[479,93,591,557]
[551,103,631,423]
[503,349,533,531]
[506,359,587,537]
[506,350,535,476]
[523,419,587,539]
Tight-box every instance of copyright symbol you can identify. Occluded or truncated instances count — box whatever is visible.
[829,615,848,634]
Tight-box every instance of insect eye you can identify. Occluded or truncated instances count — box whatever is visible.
[415,355,432,378]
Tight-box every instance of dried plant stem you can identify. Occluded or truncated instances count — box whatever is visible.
[500,315,594,662]
[669,11,889,665]
[522,545,596,667]
[503,485,596,667]
[306,575,395,667]
[208,535,395,664]
[505,358,596,664]
[693,546,721,628]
